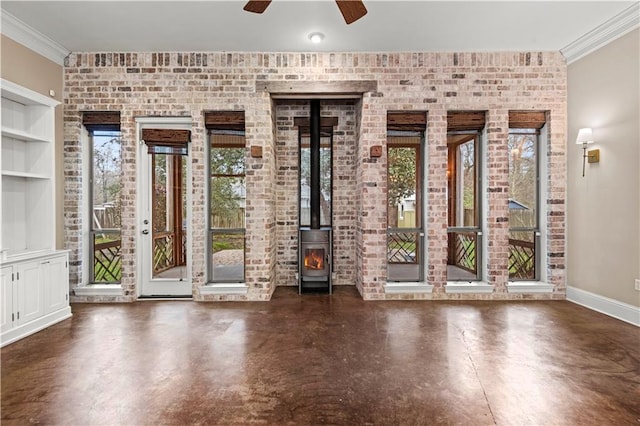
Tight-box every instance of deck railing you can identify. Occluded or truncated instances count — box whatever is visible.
[93,232,122,282]
[508,237,536,280]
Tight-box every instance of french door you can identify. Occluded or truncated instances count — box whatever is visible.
[137,118,192,297]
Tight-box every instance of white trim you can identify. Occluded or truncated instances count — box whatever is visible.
[199,284,248,295]
[445,281,493,294]
[507,281,555,294]
[384,282,434,294]
[567,286,640,327]
[1,11,69,66]
[1,307,72,348]
[561,3,640,64]
[1,78,60,108]
[73,284,124,297]
[135,116,193,298]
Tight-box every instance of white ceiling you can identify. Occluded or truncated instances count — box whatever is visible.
[0,1,636,54]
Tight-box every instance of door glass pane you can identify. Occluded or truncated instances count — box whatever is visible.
[151,153,187,280]
[447,134,481,281]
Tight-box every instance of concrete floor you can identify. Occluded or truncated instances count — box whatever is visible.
[1,286,638,425]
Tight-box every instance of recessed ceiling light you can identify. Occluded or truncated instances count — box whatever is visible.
[308,32,325,44]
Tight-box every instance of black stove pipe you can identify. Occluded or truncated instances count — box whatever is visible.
[310,99,321,230]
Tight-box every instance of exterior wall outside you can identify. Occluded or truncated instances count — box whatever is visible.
[1,35,64,249]
[63,51,567,301]
[567,28,640,307]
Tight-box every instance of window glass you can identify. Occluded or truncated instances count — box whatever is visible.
[387,133,423,282]
[90,131,122,283]
[209,131,246,282]
[508,130,539,280]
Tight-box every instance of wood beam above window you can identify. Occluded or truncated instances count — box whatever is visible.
[387,111,427,132]
[509,111,547,129]
[447,111,486,132]
[142,128,190,155]
[82,111,121,131]
[204,111,245,130]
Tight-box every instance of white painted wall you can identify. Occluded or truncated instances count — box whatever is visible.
[567,28,640,307]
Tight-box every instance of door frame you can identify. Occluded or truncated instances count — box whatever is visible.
[135,117,193,297]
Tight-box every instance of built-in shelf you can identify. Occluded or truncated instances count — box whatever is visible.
[2,171,50,180]
[1,78,60,261]
[1,79,69,347]
[1,126,52,143]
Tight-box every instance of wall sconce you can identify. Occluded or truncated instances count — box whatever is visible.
[576,128,599,177]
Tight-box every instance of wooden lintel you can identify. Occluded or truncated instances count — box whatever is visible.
[509,111,547,129]
[257,80,377,96]
[142,128,191,143]
[447,111,486,132]
[82,111,121,130]
[293,117,339,128]
[387,111,427,131]
[204,111,245,130]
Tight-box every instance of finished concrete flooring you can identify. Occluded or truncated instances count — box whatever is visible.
[1,286,639,425]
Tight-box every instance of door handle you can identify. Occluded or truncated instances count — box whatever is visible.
[142,229,149,235]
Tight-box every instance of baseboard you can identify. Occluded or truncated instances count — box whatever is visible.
[1,308,73,347]
[566,286,640,327]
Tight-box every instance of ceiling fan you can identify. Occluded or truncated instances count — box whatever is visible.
[243,1,368,25]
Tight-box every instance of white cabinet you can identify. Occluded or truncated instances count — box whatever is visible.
[1,252,71,347]
[0,266,14,333]
[1,79,71,347]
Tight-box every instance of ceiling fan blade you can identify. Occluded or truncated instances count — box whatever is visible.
[243,1,272,14]
[335,0,368,24]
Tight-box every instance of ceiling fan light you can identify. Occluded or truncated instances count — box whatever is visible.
[308,32,325,44]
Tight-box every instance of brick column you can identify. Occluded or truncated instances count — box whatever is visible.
[546,107,567,296]
[118,110,137,300]
[426,106,448,290]
[244,94,277,300]
[485,109,510,291]
[356,94,387,300]
[63,110,83,290]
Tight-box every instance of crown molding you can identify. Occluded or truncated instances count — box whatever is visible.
[561,2,640,64]
[1,11,69,66]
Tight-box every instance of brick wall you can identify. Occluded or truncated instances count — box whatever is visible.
[64,51,567,302]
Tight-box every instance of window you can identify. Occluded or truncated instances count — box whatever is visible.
[508,129,539,280]
[207,112,246,283]
[386,112,426,282]
[446,111,485,281]
[84,112,122,283]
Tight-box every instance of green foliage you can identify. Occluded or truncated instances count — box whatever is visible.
[388,147,416,206]
[211,147,245,226]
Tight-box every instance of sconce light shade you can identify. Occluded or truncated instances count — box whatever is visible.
[576,127,598,177]
[576,128,594,145]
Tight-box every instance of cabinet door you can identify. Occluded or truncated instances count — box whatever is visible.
[16,261,44,325]
[0,266,15,333]
[44,255,69,314]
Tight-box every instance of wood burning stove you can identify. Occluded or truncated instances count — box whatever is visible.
[299,228,331,291]
[299,100,332,293]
